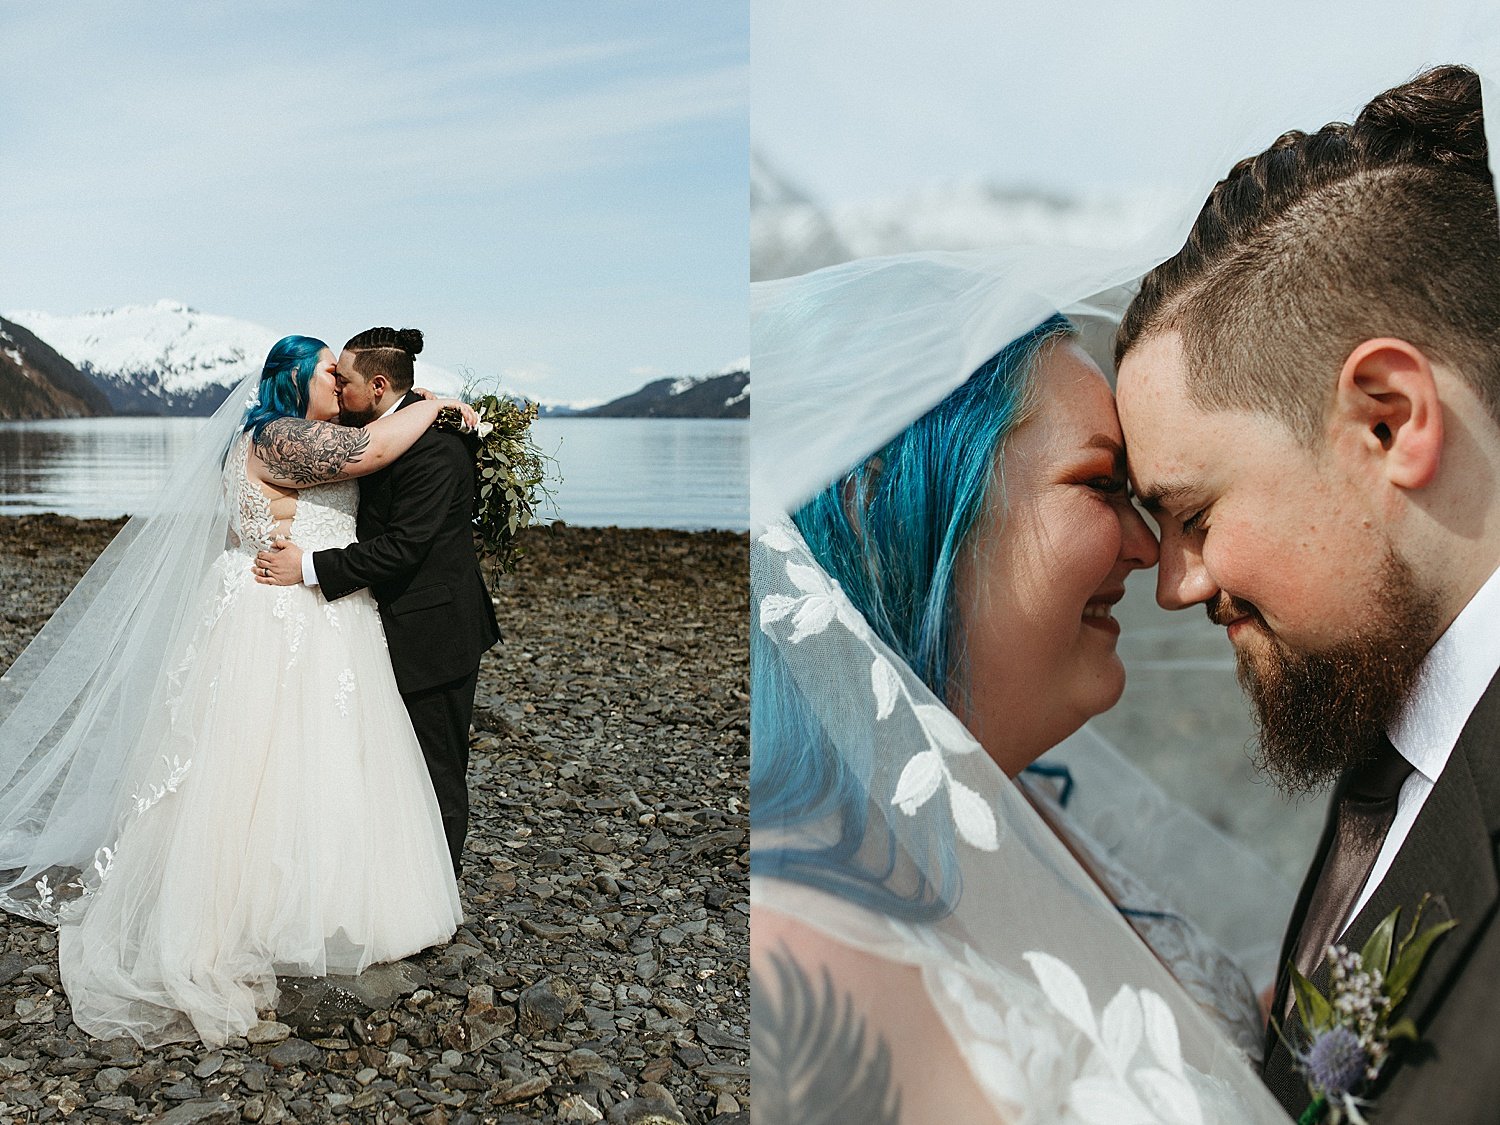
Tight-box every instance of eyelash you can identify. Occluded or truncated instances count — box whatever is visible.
[1089,475,1130,497]
[1180,509,1207,534]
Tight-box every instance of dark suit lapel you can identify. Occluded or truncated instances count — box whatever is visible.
[1266,670,1500,1110]
[1343,674,1500,1043]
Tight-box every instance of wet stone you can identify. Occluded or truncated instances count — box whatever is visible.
[0,523,749,1123]
[264,1038,323,1070]
[0,952,30,986]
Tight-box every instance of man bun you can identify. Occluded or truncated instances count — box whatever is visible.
[343,326,425,391]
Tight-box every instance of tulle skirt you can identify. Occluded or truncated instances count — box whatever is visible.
[57,551,462,1047]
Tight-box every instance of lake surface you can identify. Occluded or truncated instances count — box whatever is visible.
[0,416,748,531]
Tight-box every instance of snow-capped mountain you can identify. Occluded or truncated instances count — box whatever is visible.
[3,301,463,415]
[752,151,1159,281]
[580,359,748,419]
[0,317,113,420]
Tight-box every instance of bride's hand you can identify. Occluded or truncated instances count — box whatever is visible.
[409,386,437,401]
[435,398,479,431]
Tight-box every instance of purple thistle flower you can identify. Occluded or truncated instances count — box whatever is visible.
[1302,1025,1369,1097]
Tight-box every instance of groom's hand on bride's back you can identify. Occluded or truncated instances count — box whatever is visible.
[253,537,304,585]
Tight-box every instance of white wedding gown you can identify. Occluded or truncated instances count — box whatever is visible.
[56,434,462,1047]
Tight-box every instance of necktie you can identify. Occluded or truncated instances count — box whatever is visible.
[1288,736,1414,1003]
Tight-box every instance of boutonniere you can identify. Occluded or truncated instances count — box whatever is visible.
[1284,896,1456,1124]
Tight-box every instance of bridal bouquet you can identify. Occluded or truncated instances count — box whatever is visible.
[435,393,553,578]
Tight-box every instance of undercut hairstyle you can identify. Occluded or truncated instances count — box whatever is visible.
[1116,64,1500,444]
[343,326,424,393]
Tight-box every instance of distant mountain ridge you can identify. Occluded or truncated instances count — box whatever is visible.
[0,317,113,420]
[4,301,462,416]
[576,362,748,419]
[3,301,747,420]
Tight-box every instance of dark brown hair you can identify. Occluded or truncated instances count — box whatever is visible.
[1116,65,1500,442]
[343,326,424,392]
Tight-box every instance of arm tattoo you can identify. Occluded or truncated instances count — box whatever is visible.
[752,946,902,1125]
[253,418,371,486]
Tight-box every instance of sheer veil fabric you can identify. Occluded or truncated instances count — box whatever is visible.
[0,374,263,920]
[0,375,463,1045]
[751,12,1500,1122]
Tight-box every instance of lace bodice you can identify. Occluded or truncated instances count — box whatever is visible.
[224,433,358,554]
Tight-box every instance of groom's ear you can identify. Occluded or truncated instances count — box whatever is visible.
[1333,337,1443,491]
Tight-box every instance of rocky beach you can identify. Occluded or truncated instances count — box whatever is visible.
[0,517,749,1125]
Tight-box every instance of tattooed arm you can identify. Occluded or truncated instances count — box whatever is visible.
[751,909,1012,1125]
[753,945,903,1125]
[249,397,463,488]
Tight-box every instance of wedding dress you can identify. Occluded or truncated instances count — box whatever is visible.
[13,429,461,1047]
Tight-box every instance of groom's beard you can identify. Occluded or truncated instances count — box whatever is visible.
[1217,549,1441,796]
[340,404,380,427]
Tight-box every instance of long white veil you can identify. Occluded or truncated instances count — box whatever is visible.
[751,9,1500,1121]
[0,374,257,922]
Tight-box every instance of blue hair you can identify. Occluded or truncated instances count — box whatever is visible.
[241,335,329,439]
[750,314,1077,920]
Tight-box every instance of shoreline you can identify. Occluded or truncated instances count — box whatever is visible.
[0,518,750,1124]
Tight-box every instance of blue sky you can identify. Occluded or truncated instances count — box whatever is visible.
[756,0,1494,206]
[1,2,747,403]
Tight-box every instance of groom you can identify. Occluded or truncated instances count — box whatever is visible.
[1115,66,1500,1119]
[256,326,500,876]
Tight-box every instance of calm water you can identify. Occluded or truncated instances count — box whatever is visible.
[0,416,748,531]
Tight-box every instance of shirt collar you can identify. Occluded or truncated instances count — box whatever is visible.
[376,394,406,422]
[1388,562,1500,782]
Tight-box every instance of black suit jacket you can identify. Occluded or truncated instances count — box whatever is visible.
[313,394,501,694]
[1262,668,1500,1121]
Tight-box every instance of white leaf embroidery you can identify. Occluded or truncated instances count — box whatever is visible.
[758,523,800,553]
[758,594,798,630]
[1133,1066,1203,1125]
[1068,1077,1157,1125]
[891,750,944,815]
[787,595,837,641]
[948,778,999,851]
[1100,985,1143,1074]
[785,562,829,596]
[913,703,980,754]
[871,656,900,720]
[1140,988,1185,1082]
[969,1041,1028,1109]
[1023,952,1098,1041]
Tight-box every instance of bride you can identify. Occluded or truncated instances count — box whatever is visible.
[750,260,1297,1122]
[0,334,477,1047]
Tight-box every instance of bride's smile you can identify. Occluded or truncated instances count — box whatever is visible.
[952,338,1158,776]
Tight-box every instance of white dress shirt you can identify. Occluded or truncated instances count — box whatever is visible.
[300,395,407,588]
[1343,561,1500,929]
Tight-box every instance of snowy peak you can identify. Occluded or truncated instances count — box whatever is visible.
[6,302,278,400]
[581,361,749,419]
[3,303,462,415]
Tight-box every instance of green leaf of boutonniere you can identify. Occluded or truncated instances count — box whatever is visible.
[1360,909,1397,978]
[1386,1017,1419,1042]
[1387,915,1458,1009]
[1291,965,1333,1032]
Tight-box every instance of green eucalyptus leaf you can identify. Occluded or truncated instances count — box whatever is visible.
[1387,918,1458,1009]
[1290,965,1332,1032]
[1387,1017,1420,1042]
[1362,907,1399,978]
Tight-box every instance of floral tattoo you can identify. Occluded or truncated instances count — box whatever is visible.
[253,418,371,486]
[751,947,902,1125]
